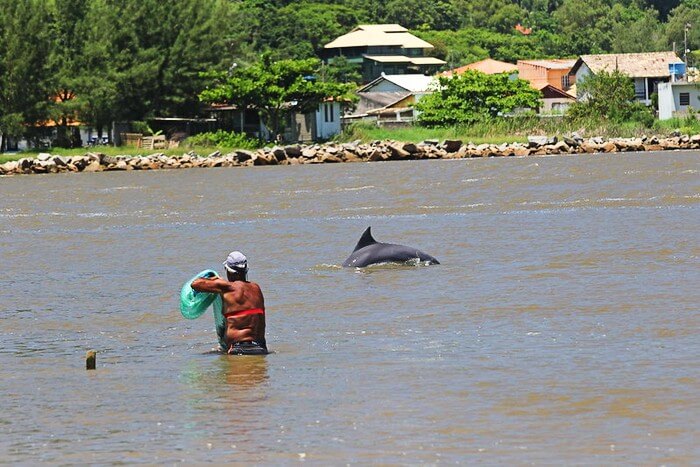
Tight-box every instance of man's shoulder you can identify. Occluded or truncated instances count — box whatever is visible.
[231,280,261,289]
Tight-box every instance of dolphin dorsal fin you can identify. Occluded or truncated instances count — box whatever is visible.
[352,226,377,252]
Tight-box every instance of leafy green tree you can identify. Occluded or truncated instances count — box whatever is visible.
[553,0,614,54]
[451,0,527,31]
[0,0,53,151]
[255,2,361,60]
[567,69,654,123]
[645,0,682,20]
[609,4,664,53]
[49,0,92,147]
[415,71,542,127]
[321,56,362,84]
[664,0,700,66]
[199,57,356,139]
[102,0,231,121]
[70,0,120,139]
[382,0,460,31]
[415,28,545,68]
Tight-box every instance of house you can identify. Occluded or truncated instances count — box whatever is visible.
[538,84,576,114]
[442,58,518,77]
[657,63,700,120]
[517,59,577,92]
[570,51,683,105]
[322,24,445,83]
[346,74,436,123]
[208,101,343,142]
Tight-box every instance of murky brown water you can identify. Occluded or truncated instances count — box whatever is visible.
[1,151,699,463]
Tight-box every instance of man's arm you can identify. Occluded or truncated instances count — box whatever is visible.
[191,277,234,294]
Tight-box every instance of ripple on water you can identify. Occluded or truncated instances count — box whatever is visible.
[0,152,698,463]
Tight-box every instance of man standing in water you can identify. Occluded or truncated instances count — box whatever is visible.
[191,251,268,355]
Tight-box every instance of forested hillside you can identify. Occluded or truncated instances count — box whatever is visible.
[234,0,698,67]
[0,0,697,146]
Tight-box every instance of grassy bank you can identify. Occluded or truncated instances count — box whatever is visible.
[336,116,700,144]
[2,116,698,164]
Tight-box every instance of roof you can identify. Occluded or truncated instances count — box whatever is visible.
[408,57,446,65]
[571,51,683,78]
[363,55,445,65]
[324,24,435,49]
[539,84,576,100]
[358,74,437,93]
[517,59,577,70]
[442,58,518,76]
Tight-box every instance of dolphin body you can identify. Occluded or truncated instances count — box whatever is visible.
[342,227,440,268]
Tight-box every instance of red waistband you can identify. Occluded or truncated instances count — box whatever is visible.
[224,308,265,318]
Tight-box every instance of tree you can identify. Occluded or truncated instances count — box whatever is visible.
[254,2,361,60]
[415,28,546,68]
[49,0,91,147]
[415,70,542,127]
[609,4,664,53]
[664,0,700,66]
[567,69,654,123]
[645,0,682,20]
[382,0,460,31]
[0,0,53,151]
[553,0,616,55]
[71,0,120,139]
[199,57,356,139]
[321,56,362,84]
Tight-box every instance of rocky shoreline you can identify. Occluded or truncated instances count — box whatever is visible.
[2,134,699,176]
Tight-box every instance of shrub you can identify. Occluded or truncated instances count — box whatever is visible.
[415,71,542,127]
[184,130,259,150]
[567,70,655,124]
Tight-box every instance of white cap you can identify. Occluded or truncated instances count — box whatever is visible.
[223,251,248,273]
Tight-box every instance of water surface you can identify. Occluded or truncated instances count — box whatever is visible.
[1,151,698,463]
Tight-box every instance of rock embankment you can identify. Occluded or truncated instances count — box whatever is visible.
[2,134,699,176]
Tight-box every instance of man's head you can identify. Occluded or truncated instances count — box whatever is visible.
[223,251,248,281]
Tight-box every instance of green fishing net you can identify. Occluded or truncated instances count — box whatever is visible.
[180,269,226,348]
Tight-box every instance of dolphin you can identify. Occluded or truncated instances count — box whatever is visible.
[342,227,440,268]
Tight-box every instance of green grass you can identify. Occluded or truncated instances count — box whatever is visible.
[2,116,698,164]
[336,116,700,144]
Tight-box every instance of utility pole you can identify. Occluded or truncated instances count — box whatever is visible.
[684,23,691,68]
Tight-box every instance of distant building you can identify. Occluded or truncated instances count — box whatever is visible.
[346,74,436,123]
[323,24,445,83]
[538,84,575,114]
[570,51,683,105]
[442,58,518,77]
[658,63,699,120]
[517,59,577,92]
[209,101,342,142]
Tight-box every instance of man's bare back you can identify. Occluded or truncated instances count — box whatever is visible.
[191,251,268,355]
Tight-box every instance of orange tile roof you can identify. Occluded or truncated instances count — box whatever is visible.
[442,58,518,76]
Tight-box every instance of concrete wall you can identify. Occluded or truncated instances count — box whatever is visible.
[519,62,572,91]
[541,98,573,114]
[658,82,700,120]
[315,102,342,140]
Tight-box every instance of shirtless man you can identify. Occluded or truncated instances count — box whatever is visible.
[191,251,268,355]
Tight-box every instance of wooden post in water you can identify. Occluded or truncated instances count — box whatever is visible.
[86,350,96,370]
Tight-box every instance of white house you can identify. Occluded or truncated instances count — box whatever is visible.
[658,80,700,120]
[311,100,342,141]
[570,52,683,106]
[210,101,343,142]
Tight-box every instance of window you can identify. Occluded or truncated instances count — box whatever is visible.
[324,103,334,123]
[679,92,690,106]
[561,75,571,89]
